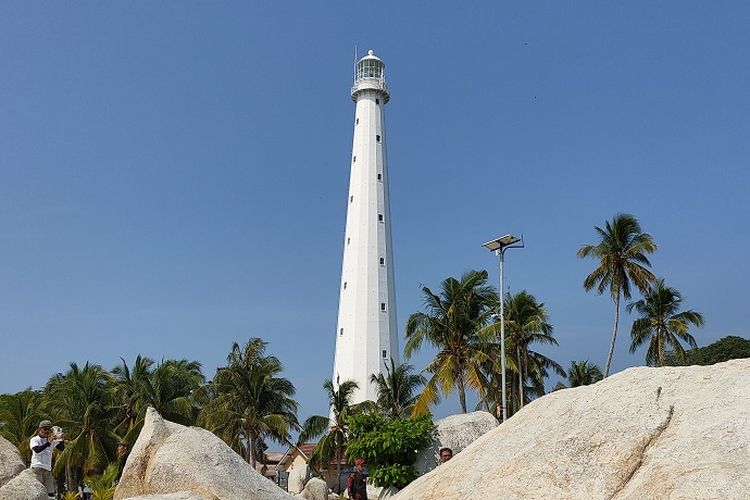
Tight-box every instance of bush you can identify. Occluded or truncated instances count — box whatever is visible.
[665,336,750,366]
[346,412,433,489]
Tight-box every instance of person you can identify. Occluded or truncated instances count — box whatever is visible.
[347,458,367,500]
[114,441,129,484]
[29,420,65,498]
[439,447,453,463]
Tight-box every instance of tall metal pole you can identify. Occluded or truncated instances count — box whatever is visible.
[498,248,507,423]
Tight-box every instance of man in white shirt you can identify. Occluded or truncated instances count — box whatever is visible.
[29,419,65,498]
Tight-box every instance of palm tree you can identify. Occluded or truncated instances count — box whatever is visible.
[143,359,204,425]
[111,355,154,438]
[566,360,603,387]
[502,291,561,410]
[627,279,704,366]
[45,362,119,486]
[111,356,203,445]
[199,339,298,469]
[298,379,359,494]
[0,389,47,463]
[84,462,118,500]
[369,360,425,418]
[578,213,657,377]
[405,270,498,414]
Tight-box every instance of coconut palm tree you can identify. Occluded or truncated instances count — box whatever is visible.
[298,379,359,494]
[111,356,203,444]
[476,333,562,416]
[405,270,498,414]
[627,279,704,366]
[45,362,119,485]
[111,355,154,437]
[199,339,298,469]
[502,291,561,410]
[369,360,425,418]
[84,462,118,500]
[0,389,47,463]
[143,359,204,425]
[578,213,657,377]
[566,360,604,387]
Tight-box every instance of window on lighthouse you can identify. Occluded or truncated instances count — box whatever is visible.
[382,350,387,359]
[340,328,344,336]
[381,302,386,311]
[376,135,381,142]
[380,257,385,265]
[376,98,380,105]
[378,214,384,222]
[377,173,382,180]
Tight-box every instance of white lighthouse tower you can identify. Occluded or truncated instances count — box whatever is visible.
[331,50,399,405]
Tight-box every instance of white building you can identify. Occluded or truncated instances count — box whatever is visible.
[331,50,399,404]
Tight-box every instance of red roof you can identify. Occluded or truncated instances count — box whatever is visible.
[297,443,317,457]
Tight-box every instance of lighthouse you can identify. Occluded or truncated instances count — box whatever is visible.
[331,50,399,405]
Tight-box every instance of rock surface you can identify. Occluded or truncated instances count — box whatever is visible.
[0,437,24,489]
[114,407,290,500]
[296,477,327,500]
[394,360,750,500]
[413,411,497,475]
[0,469,48,500]
[123,494,204,500]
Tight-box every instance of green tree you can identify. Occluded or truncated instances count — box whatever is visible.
[0,389,47,464]
[298,379,359,494]
[667,335,750,366]
[345,412,434,489]
[144,359,204,425]
[45,362,119,485]
[627,279,704,366]
[502,291,562,410]
[111,355,154,438]
[405,270,498,414]
[84,462,119,500]
[578,213,657,377]
[565,360,603,387]
[369,360,425,418]
[111,356,203,445]
[199,339,298,469]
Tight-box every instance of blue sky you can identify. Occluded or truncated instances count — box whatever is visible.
[1,2,748,425]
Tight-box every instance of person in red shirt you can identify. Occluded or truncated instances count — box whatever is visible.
[347,458,367,500]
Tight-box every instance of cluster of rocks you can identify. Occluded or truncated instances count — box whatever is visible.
[11,360,747,499]
[0,437,47,500]
[393,359,750,499]
[114,407,342,500]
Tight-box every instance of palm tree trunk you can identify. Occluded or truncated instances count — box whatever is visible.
[65,462,74,493]
[657,327,665,367]
[516,345,524,409]
[604,294,621,377]
[457,374,467,413]
[247,430,256,469]
[336,442,342,494]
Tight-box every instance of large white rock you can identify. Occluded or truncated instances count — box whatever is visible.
[287,463,308,494]
[394,360,750,500]
[114,407,290,500]
[296,477,328,500]
[413,411,497,475]
[0,469,48,500]
[0,437,24,488]
[123,494,204,500]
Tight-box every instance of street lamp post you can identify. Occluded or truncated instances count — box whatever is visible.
[482,234,524,422]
